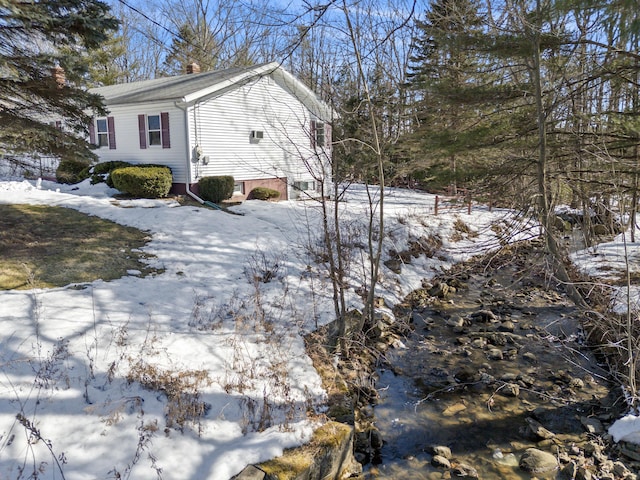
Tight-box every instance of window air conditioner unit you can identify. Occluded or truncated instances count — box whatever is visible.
[251,130,264,140]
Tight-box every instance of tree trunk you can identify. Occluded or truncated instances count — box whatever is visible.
[531,0,586,309]
[342,0,385,339]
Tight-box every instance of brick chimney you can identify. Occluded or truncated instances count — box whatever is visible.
[186,62,201,74]
[51,66,65,88]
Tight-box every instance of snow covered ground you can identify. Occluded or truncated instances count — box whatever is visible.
[571,233,640,314]
[0,175,609,479]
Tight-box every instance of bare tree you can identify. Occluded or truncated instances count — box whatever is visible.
[277,0,417,351]
[108,1,169,81]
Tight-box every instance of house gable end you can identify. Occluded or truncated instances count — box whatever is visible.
[179,63,280,104]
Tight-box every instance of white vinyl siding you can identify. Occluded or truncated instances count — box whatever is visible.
[187,76,325,191]
[91,102,187,183]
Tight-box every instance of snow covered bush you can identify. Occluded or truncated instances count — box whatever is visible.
[198,175,234,203]
[111,165,172,198]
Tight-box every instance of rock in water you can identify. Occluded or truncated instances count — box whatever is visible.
[525,417,555,439]
[498,320,515,332]
[519,448,558,474]
[503,383,520,397]
[432,455,451,469]
[429,282,453,298]
[446,315,465,328]
[429,445,452,458]
[452,463,479,478]
[443,403,467,417]
[487,348,503,360]
[471,309,497,322]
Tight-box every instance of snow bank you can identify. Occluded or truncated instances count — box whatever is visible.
[609,415,640,444]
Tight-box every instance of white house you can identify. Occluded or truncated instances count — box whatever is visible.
[89,62,333,201]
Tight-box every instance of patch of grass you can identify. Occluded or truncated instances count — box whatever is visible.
[260,450,312,479]
[258,421,352,480]
[0,204,156,289]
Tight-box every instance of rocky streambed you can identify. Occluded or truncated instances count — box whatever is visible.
[359,244,640,479]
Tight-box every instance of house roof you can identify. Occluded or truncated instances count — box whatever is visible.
[90,62,334,121]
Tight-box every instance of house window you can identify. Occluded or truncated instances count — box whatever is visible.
[90,116,116,149]
[138,112,170,149]
[233,182,245,195]
[96,118,109,147]
[294,181,315,191]
[147,115,161,146]
[315,122,325,146]
[311,120,325,148]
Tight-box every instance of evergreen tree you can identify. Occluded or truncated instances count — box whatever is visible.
[164,22,218,74]
[0,0,119,162]
[405,0,488,191]
[335,63,398,183]
[60,29,129,87]
[85,30,129,86]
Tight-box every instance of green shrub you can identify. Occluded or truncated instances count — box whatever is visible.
[198,176,235,203]
[250,187,280,201]
[90,161,133,186]
[56,158,91,184]
[111,165,172,198]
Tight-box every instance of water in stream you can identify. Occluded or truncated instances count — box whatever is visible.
[365,266,613,479]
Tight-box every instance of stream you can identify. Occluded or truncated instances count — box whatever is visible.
[365,256,616,479]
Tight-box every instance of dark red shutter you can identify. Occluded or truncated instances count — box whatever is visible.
[138,114,147,149]
[310,120,317,148]
[55,120,62,129]
[324,123,332,148]
[107,116,116,150]
[161,112,170,149]
[89,119,96,144]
